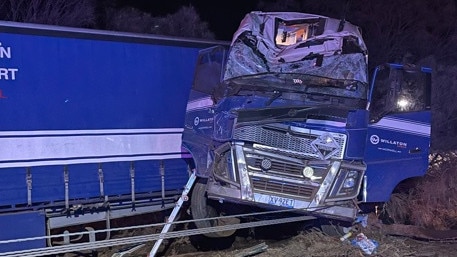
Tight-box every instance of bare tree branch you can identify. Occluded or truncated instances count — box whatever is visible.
[105,5,215,39]
[1,0,96,28]
[154,5,215,39]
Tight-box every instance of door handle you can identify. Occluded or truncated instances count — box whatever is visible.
[409,147,421,154]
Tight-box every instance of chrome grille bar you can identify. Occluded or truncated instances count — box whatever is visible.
[233,124,346,160]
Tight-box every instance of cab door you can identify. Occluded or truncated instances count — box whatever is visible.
[364,64,432,202]
[182,46,227,177]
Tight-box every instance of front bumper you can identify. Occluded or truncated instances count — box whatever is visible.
[206,141,366,221]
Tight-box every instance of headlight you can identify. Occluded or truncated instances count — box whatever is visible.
[326,164,366,202]
[343,177,355,188]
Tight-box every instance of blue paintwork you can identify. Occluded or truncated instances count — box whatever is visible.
[345,110,369,159]
[0,32,198,130]
[0,159,190,207]
[363,64,432,202]
[0,21,220,252]
[364,111,431,202]
[0,211,45,252]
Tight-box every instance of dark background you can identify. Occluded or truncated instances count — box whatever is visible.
[116,0,260,40]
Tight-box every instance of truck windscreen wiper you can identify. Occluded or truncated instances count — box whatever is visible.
[265,90,282,106]
[236,106,322,125]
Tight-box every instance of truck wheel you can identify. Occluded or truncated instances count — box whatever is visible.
[190,179,239,238]
[188,222,236,251]
[319,219,351,237]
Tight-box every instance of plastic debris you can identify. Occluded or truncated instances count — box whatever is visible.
[354,214,368,228]
[234,242,268,257]
[351,233,379,255]
[111,243,145,257]
[339,231,353,241]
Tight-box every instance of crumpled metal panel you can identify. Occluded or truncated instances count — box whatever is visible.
[223,11,368,84]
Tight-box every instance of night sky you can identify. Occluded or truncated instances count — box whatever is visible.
[117,0,260,40]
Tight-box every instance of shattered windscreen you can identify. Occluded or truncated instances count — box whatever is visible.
[222,12,369,103]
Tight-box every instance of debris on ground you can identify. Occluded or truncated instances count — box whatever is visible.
[350,233,379,255]
[234,242,268,257]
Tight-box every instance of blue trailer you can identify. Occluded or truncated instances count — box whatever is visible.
[0,21,222,253]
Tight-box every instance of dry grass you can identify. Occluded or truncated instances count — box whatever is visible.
[385,151,457,230]
[161,226,457,257]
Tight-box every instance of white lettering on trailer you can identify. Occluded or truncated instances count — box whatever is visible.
[0,42,19,96]
[0,68,18,80]
[0,42,11,59]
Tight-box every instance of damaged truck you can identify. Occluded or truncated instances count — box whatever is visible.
[184,11,432,239]
[0,10,432,256]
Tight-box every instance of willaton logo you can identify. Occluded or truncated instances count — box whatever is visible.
[193,117,200,126]
[380,138,407,148]
[193,116,213,127]
[370,135,380,144]
[370,134,407,148]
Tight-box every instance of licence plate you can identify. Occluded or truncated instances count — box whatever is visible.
[268,195,295,208]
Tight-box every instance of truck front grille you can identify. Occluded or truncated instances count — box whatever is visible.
[233,124,346,160]
[251,177,318,199]
[244,148,330,201]
[233,123,346,201]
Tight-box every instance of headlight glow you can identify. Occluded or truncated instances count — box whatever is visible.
[343,177,355,188]
[397,98,409,108]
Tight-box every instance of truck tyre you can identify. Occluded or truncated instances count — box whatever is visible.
[190,179,239,238]
[319,219,351,237]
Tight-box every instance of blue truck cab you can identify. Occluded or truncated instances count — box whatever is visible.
[183,12,431,233]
